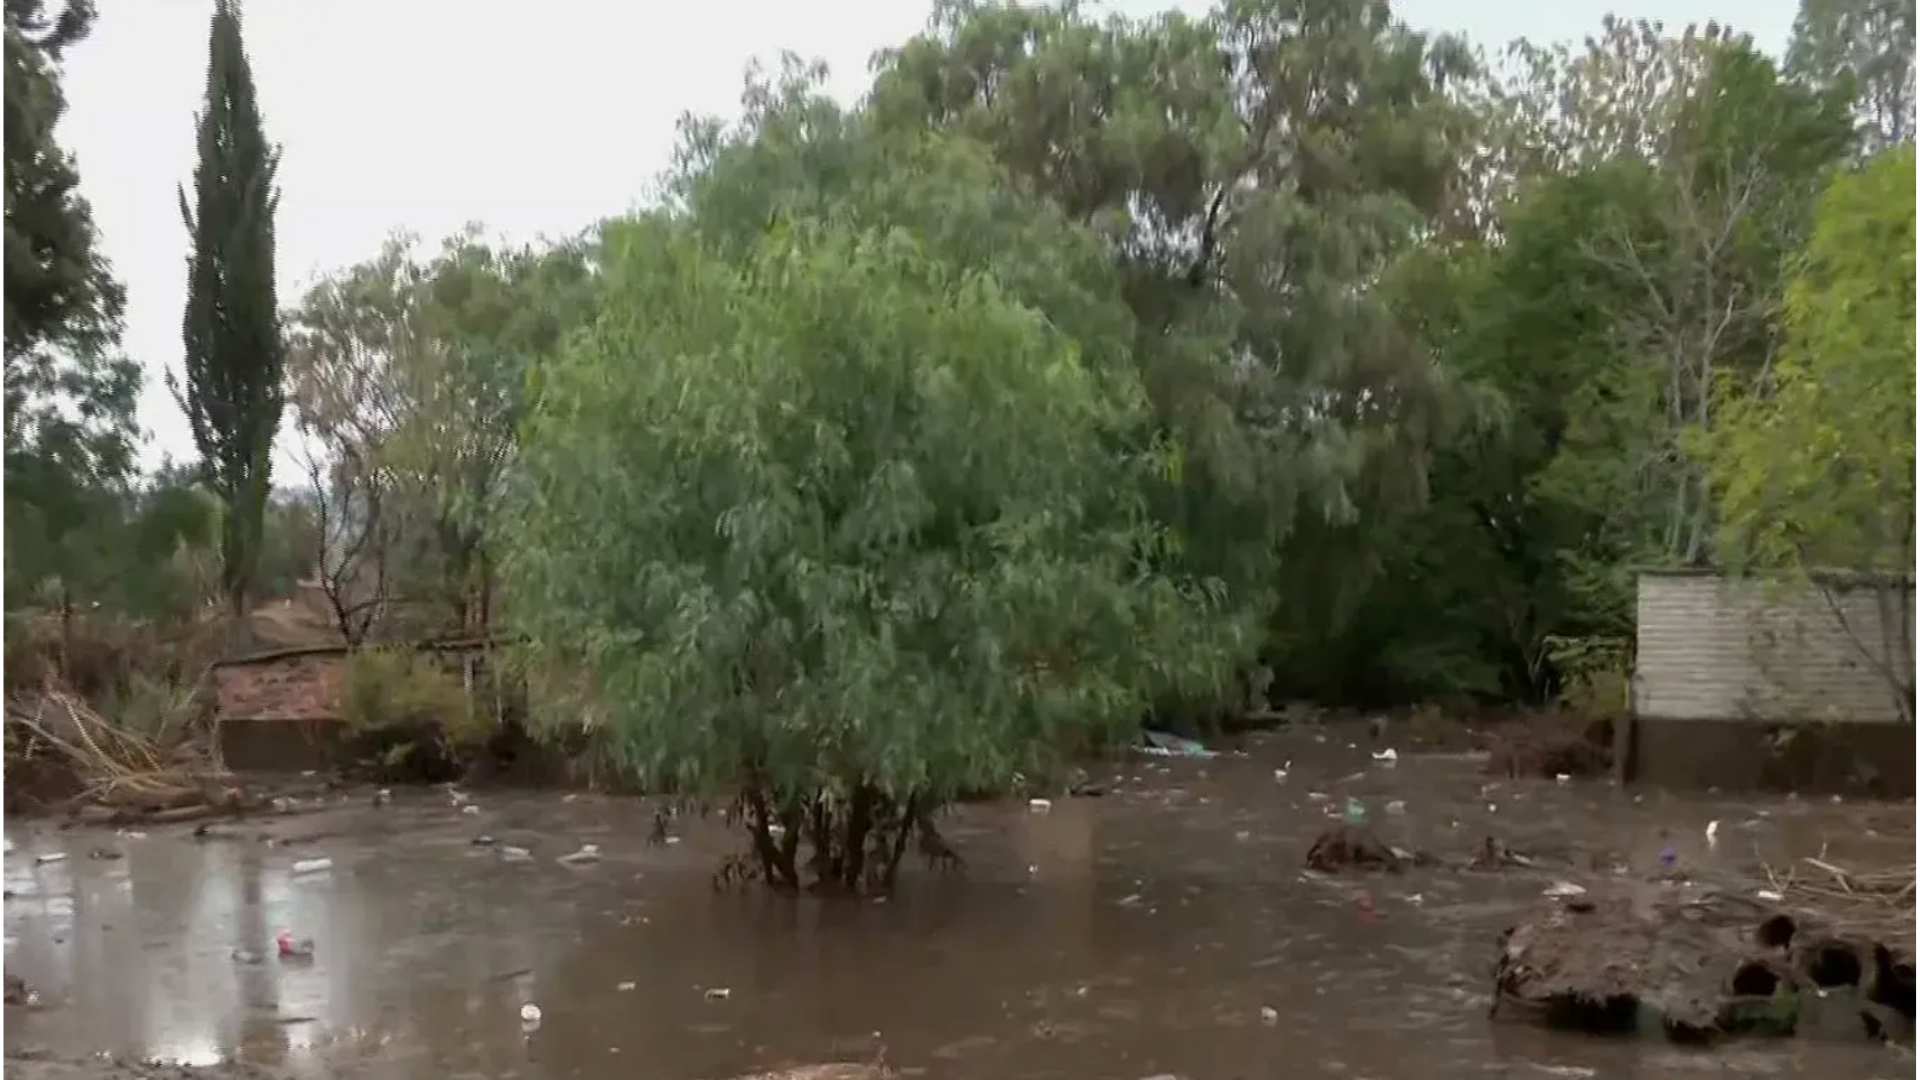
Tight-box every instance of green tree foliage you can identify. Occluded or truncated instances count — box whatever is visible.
[1698,145,1916,721]
[175,0,285,634]
[1703,146,1916,573]
[4,0,145,615]
[1786,0,1916,148]
[665,1,1495,714]
[286,229,595,638]
[239,2,1912,786]
[865,0,1486,564]
[501,213,1241,890]
[1256,27,1858,704]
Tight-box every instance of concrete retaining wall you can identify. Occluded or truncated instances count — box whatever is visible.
[1634,571,1914,724]
[1630,571,1915,795]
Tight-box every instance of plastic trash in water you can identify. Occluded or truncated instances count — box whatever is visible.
[557,844,602,866]
[501,845,534,862]
[520,1003,542,1023]
[1259,1005,1279,1025]
[291,857,333,875]
[1543,881,1587,898]
[34,852,66,865]
[1385,800,1407,816]
[1704,820,1720,849]
[1343,798,1367,824]
[1658,842,1678,870]
[1139,730,1217,759]
[703,987,731,1001]
[1370,748,1398,765]
[275,929,316,958]
[1028,798,1052,813]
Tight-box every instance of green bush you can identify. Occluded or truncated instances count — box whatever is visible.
[1544,634,1631,719]
[340,648,483,772]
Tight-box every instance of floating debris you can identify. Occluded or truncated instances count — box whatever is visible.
[1139,729,1216,759]
[275,929,315,959]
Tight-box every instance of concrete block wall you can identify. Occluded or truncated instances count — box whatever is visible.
[1633,571,1915,724]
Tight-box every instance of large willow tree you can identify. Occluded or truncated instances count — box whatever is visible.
[502,191,1240,892]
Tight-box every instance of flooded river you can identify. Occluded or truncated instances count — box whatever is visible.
[4,729,1911,1079]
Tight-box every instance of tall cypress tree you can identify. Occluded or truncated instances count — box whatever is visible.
[176,0,283,640]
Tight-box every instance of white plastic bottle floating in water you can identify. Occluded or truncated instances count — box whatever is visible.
[291,857,333,875]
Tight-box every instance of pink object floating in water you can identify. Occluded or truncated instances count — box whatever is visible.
[275,928,315,958]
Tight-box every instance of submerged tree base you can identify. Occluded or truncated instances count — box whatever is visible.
[692,784,967,896]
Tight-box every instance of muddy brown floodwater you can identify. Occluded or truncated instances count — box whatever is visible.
[4,728,1912,1080]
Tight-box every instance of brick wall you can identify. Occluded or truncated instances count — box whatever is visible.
[214,651,347,722]
[1633,572,1915,723]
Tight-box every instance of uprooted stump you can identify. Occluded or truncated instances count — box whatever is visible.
[1491,886,1915,1044]
[1305,825,1430,873]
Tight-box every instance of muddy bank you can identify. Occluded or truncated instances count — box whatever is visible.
[1493,886,1916,1044]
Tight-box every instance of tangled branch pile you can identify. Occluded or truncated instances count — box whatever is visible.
[5,681,229,812]
[1762,830,1918,954]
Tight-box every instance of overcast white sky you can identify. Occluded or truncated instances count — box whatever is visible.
[58,0,1797,474]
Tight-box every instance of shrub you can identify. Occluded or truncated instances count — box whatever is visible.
[339,647,479,777]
